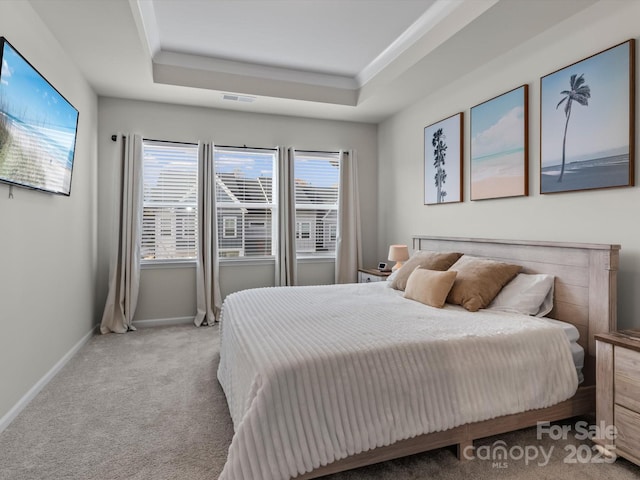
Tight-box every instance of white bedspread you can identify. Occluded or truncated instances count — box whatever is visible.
[217,282,578,480]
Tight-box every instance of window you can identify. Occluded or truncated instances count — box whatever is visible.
[223,216,237,238]
[215,147,277,258]
[141,140,198,261]
[328,224,337,242]
[296,221,311,239]
[293,151,340,258]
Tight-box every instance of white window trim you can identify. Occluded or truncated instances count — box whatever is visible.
[297,255,335,263]
[215,146,278,260]
[219,256,276,267]
[141,140,199,263]
[141,259,197,269]
[293,151,340,260]
[222,216,238,239]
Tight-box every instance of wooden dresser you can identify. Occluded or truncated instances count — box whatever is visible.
[595,331,640,466]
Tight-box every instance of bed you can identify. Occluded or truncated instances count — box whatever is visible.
[217,236,620,480]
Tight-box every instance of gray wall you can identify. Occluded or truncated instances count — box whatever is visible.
[6,0,636,428]
[378,1,640,330]
[0,2,98,421]
[97,98,378,321]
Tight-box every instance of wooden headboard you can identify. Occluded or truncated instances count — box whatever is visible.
[413,236,620,384]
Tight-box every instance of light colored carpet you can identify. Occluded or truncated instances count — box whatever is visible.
[0,324,638,480]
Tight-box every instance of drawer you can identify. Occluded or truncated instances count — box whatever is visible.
[615,375,640,413]
[615,346,640,412]
[614,405,640,459]
[616,345,640,376]
[359,272,384,283]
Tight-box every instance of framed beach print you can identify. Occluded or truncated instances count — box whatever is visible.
[470,85,528,200]
[540,39,635,194]
[424,112,463,205]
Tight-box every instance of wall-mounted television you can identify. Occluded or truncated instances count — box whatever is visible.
[0,37,79,196]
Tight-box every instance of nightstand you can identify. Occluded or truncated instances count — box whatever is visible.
[358,268,391,283]
[595,330,640,466]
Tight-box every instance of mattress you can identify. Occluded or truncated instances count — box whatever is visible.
[540,317,584,383]
[217,281,579,480]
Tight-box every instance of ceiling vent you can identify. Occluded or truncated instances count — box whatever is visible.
[222,93,256,103]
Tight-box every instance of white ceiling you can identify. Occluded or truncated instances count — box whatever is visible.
[149,0,437,78]
[29,0,599,123]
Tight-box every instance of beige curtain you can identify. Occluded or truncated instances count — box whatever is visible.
[100,134,143,334]
[276,146,297,286]
[335,150,362,284]
[194,142,222,326]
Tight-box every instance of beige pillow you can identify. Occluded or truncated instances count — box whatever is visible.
[389,251,462,291]
[404,268,458,308]
[446,256,522,312]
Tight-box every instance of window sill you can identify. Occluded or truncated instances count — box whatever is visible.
[141,256,336,269]
[218,256,335,266]
[219,257,275,267]
[141,260,197,270]
[297,256,335,264]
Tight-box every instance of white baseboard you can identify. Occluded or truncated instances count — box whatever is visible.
[0,325,97,434]
[132,316,194,328]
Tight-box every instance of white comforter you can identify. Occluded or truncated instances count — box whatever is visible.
[217,282,578,480]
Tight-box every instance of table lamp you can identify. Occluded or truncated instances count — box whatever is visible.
[388,245,409,272]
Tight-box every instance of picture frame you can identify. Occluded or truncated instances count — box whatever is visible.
[0,37,79,196]
[540,39,635,194]
[424,112,463,205]
[470,85,528,200]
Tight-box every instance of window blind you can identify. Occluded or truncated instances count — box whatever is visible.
[214,147,277,258]
[293,151,340,257]
[141,140,198,261]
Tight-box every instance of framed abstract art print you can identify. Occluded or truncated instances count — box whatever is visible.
[470,85,528,200]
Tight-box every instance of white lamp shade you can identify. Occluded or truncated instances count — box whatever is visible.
[388,245,409,262]
[388,245,409,272]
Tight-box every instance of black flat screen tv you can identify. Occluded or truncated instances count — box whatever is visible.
[0,37,79,196]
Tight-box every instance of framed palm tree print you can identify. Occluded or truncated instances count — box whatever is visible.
[424,112,463,205]
[540,39,635,194]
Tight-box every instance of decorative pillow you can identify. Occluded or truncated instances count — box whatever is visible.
[386,269,399,284]
[388,250,462,291]
[446,256,522,312]
[487,273,555,317]
[404,267,458,308]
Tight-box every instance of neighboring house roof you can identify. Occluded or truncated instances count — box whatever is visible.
[295,178,338,205]
[216,172,272,204]
[147,169,337,210]
[145,163,198,204]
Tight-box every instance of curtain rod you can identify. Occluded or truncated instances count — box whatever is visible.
[110,135,275,151]
[110,136,346,155]
[216,144,277,151]
[110,135,197,146]
[295,149,348,155]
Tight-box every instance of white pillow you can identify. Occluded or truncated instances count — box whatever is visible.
[487,273,554,317]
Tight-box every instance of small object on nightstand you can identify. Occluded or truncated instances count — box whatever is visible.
[595,330,640,467]
[378,262,391,272]
[358,268,392,283]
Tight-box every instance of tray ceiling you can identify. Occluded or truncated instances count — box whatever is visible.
[29,0,598,122]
